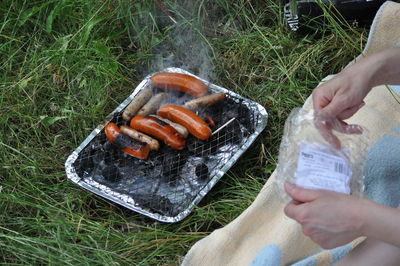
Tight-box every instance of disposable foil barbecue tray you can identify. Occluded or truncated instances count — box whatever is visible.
[65,68,268,223]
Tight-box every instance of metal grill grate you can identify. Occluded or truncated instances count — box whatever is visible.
[66,68,268,222]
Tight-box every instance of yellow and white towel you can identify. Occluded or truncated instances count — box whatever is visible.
[182,1,400,265]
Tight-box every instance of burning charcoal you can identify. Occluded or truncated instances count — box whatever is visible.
[90,138,104,151]
[101,140,123,163]
[179,158,209,191]
[157,182,187,205]
[104,150,116,165]
[92,149,106,165]
[117,159,126,168]
[186,136,213,157]
[125,177,161,196]
[133,194,174,216]
[162,153,188,178]
[225,103,255,136]
[224,120,242,145]
[90,161,107,184]
[74,147,94,176]
[195,163,208,179]
[102,140,113,151]
[102,164,121,183]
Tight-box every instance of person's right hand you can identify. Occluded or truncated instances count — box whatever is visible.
[312,48,400,148]
[312,71,369,120]
[312,67,370,148]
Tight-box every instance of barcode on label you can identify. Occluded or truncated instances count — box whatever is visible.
[334,162,346,175]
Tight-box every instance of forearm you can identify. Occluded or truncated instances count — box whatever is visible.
[352,48,400,87]
[360,200,400,247]
[369,48,400,86]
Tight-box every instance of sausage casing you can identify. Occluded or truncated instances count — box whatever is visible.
[157,105,211,140]
[183,93,225,110]
[130,116,185,150]
[137,92,167,116]
[150,72,207,97]
[122,87,153,121]
[105,122,150,159]
[120,125,160,151]
[149,115,189,138]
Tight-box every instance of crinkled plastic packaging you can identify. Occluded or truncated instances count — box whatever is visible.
[275,108,370,203]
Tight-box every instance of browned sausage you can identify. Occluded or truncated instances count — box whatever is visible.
[105,122,150,159]
[120,125,160,151]
[137,92,167,116]
[122,87,153,121]
[157,105,211,140]
[183,93,226,110]
[149,115,189,138]
[150,72,208,97]
[130,116,185,150]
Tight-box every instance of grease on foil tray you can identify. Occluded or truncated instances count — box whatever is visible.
[65,68,268,223]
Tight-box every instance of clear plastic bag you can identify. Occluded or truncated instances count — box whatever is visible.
[275,108,370,203]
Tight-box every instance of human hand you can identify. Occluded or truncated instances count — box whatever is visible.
[312,67,371,148]
[283,183,368,249]
[312,48,400,148]
[312,69,370,120]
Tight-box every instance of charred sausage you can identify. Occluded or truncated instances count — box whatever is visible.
[157,105,211,140]
[130,116,185,150]
[105,122,150,159]
[150,72,208,97]
[120,125,160,151]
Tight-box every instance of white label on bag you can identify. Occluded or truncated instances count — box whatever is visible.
[295,143,352,194]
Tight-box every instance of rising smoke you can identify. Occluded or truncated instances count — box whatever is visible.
[134,0,217,81]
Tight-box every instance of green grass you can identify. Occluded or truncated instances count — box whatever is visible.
[0,0,366,264]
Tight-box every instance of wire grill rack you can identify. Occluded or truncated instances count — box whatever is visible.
[65,68,268,222]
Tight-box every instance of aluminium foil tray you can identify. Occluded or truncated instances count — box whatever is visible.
[65,68,268,223]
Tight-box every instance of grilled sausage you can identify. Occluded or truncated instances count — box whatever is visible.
[130,116,185,150]
[122,87,153,121]
[149,115,189,138]
[157,105,211,140]
[120,125,160,151]
[150,72,208,97]
[137,92,167,116]
[105,122,150,159]
[183,93,226,110]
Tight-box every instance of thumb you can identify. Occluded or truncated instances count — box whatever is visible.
[321,96,347,118]
[337,101,365,120]
[284,182,320,203]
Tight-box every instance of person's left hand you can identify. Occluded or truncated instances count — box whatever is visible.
[284,183,369,249]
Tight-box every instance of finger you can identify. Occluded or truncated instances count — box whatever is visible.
[284,182,320,203]
[292,199,302,205]
[283,201,298,220]
[320,96,348,118]
[319,126,341,149]
[337,101,365,120]
[284,201,310,224]
[314,111,342,149]
[312,88,332,111]
[334,120,363,135]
